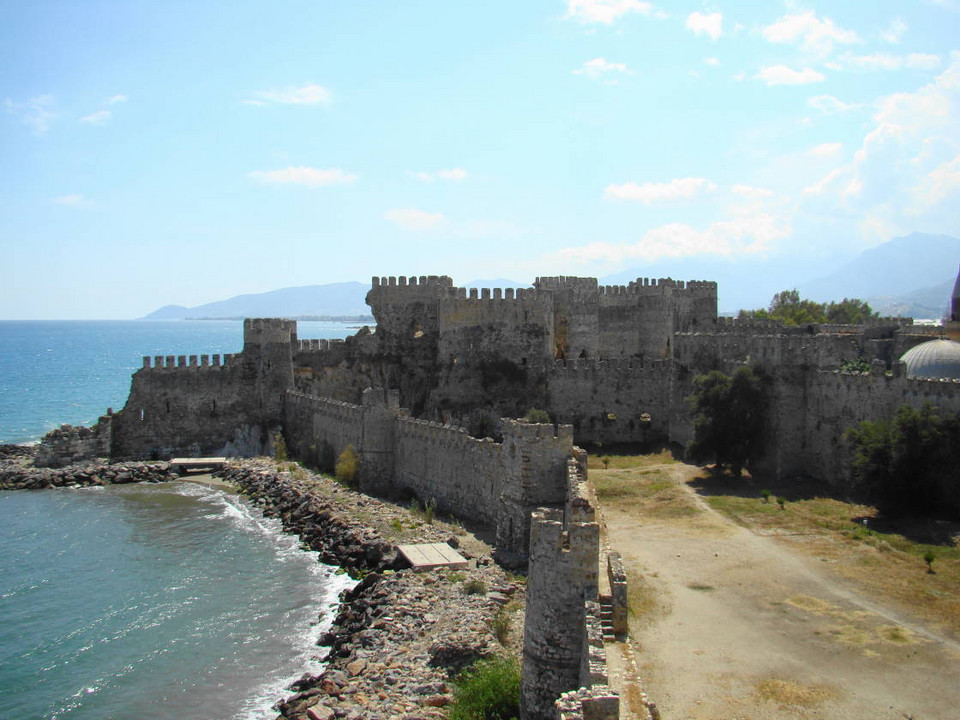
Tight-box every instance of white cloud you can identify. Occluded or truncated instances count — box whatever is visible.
[4,94,56,135]
[686,11,722,40]
[564,0,658,24]
[107,94,128,104]
[555,214,788,264]
[704,57,720,67]
[385,208,446,230]
[79,110,111,126]
[879,17,907,44]
[808,94,860,114]
[756,65,825,86]
[604,177,717,203]
[907,53,943,71]
[409,168,468,182]
[573,57,633,81]
[838,52,941,72]
[52,194,93,208]
[731,184,774,198]
[809,142,843,158]
[245,83,331,106]
[247,166,357,187]
[762,10,860,57]
[801,53,960,229]
[913,153,960,210]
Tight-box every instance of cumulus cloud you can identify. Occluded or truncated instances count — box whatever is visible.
[409,168,468,182]
[809,142,843,158]
[564,0,659,24]
[879,17,907,44]
[704,57,720,67]
[52,194,93,208]
[245,83,331,106]
[731,184,775,199]
[4,94,56,135]
[385,208,446,230]
[685,11,722,40]
[808,94,861,114]
[604,177,717,203]
[801,53,960,227]
[762,10,860,57]
[247,166,357,187]
[555,214,788,264]
[573,57,633,81]
[837,52,941,72]
[756,65,825,86]
[79,110,111,126]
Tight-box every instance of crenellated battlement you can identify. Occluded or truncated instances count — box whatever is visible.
[296,338,347,352]
[501,417,575,443]
[549,357,673,374]
[243,317,297,347]
[371,274,454,289]
[141,354,234,370]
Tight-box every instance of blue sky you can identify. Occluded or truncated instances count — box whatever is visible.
[2,0,959,318]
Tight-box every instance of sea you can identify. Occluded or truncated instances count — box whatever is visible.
[0,320,363,720]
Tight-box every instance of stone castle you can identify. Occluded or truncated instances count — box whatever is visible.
[38,273,960,719]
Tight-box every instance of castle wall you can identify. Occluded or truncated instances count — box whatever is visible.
[547,358,673,445]
[394,416,502,526]
[283,391,364,471]
[111,356,249,458]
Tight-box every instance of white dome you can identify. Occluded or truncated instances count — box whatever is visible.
[899,339,960,380]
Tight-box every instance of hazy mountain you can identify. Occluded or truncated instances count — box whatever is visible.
[604,232,959,315]
[867,279,953,320]
[464,278,531,289]
[141,282,371,320]
[798,233,960,303]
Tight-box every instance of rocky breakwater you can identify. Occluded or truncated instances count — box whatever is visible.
[0,444,178,490]
[217,460,525,720]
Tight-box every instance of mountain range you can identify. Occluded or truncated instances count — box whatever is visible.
[142,233,959,321]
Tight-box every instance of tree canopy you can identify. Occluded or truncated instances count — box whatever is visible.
[739,289,879,326]
[846,404,960,517]
[688,365,767,476]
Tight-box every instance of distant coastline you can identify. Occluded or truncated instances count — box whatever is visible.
[148,315,375,323]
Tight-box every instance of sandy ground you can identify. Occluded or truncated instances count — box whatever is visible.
[600,463,960,720]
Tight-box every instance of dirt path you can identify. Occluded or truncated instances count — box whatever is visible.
[600,463,960,720]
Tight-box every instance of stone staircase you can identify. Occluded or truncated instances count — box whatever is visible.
[599,594,616,641]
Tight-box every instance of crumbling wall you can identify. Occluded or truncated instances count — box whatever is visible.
[36,415,113,468]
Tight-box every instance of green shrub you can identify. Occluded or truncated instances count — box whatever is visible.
[273,433,288,462]
[491,611,511,645]
[448,656,520,720]
[523,408,551,424]
[335,444,359,487]
[463,578,488,595]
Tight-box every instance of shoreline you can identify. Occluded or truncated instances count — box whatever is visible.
[0,450,525,719]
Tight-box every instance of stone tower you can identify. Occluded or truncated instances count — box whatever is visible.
[520,507,599,720]
[242,318,297,428]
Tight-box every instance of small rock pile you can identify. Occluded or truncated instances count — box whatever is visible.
[0,445,177,490]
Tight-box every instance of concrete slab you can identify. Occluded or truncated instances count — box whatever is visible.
[170,457,227,474]
[397,543,469,571]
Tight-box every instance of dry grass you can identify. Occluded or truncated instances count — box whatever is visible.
[702,487,960,637]
[754,678,838,707]
[591,455,699,519]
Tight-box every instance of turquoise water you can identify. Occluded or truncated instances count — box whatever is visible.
[0,320,359,444]
[0,320,361,719]
[0,482,353,720]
